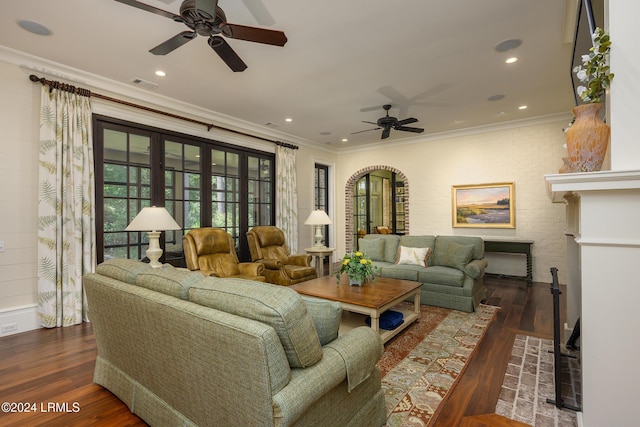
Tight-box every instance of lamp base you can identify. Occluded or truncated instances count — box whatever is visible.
[313,225,325,248]
[146,231,164,268]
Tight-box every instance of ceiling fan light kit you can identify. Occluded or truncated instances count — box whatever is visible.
[114,0,287,72]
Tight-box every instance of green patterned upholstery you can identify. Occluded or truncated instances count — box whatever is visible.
[364,234,487,312]
[189,279,323,368]
[84,260,386,427]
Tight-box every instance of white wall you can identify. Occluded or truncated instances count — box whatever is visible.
[0,61,40,333]
[335,119,570,283]
[295,145,338,253]
[609,0,640,170]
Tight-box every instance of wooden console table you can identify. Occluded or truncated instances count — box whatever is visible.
[484,239,533,285]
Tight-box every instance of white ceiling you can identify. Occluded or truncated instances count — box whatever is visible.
[0,0,578,149]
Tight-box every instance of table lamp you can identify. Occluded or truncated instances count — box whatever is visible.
[304,209,332,248]
[125,206,181,268]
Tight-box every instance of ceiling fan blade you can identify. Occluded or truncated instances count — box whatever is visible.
[395,117,418,126]
[114,0,182,21]
[381,127,391,140]
[208,36,248,72]
[395,126,424,133]
[351,127,380,135]
[241,0,276,26]
[194,0,218,21]
[361,120,378,125]
[150,31,197,55]
[219,23,287,46]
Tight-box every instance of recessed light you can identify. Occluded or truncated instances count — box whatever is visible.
[495,39,522,52]
[488,94,505,101]
[155,70,166,77]
[505,57,518,64]
[319,131,331,136]
[17,19,52,36]
[285,118,293,123]
[341,138,348,142]
[518,105,528,110]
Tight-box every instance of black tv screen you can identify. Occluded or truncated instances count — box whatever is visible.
[571,0,606,106]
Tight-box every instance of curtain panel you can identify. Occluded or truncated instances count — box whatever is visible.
[37,86,96,327]
[275,145,298,253]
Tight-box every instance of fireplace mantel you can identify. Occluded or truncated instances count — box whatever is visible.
[543,168,640,427]
[545,169,640,202]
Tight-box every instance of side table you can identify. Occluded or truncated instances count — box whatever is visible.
[304,247,336,277]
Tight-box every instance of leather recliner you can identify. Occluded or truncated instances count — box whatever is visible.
[246,225,317,286]
[183,227,265,281]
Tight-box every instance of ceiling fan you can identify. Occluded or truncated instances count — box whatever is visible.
[352,105,424,140]
[114,0,288,72]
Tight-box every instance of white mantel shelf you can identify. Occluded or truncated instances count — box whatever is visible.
[544,169,640,203]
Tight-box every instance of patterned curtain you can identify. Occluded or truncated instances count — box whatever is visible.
[275,145,298,253]
[37,85,96,328]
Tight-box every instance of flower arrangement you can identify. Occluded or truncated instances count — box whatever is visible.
[336,251,378,284]
[573,27,614,104]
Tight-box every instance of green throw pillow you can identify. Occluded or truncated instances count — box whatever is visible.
[301,296,342,346]
[439,242,475,271]
[357,238,385,261]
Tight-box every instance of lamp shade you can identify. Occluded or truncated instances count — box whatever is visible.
[125,206,181,232]
[304,210,332,225]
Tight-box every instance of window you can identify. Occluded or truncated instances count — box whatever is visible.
[314,164,329,247]
[94,116,275,265]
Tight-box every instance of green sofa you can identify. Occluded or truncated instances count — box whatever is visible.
[84,259,386,427]
[359,234,487,312]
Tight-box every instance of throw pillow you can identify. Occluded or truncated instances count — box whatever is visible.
[301,296,342,345]
[189,278,323,368]
[96,258,153,284]
[395,246,431,267]
[357,238,385,261]
[439,242,475,271]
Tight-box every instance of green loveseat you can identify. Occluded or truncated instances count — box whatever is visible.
[84,259,386,427]
[359,234,487,312]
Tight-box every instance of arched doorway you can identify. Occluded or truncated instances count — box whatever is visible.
[344,166,409,252]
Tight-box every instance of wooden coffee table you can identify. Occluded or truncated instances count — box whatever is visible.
[291,275,421,344]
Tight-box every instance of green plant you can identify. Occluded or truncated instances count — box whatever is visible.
[336,251,378,283]
[573,27,615,103]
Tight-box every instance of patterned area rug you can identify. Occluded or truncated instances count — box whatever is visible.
[380,303,499,426]
[494,335,581,427]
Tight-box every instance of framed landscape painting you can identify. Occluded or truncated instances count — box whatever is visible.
[452,182,515,228]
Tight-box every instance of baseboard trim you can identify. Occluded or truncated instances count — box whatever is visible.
[0,305,40,336]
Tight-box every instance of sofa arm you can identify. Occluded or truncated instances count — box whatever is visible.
[237,262,265,277]
[259,258,284,270]
[464,258,488,279]
[288,254,312,267]
[271,327,383,425]
[324,327,383,392]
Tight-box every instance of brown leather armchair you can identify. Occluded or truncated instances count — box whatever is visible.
[246,226,317,286]
[183,228,265,282]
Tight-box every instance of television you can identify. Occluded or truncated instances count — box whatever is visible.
[570,0,606,106]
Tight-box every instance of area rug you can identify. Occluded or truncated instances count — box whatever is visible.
[494,335,580,427]
[380,303,499,426]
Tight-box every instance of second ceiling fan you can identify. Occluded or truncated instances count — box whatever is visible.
[353,104,424,140]
[114,0,287,72]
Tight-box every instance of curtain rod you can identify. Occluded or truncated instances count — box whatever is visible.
[29,74,297,149]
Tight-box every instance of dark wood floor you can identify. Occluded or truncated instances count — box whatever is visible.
[0,275,561,427]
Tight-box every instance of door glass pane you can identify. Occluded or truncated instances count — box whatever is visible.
[163,140,195,266]
[103,128,152,261]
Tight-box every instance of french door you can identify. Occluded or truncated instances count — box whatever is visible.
[94,116,275,265]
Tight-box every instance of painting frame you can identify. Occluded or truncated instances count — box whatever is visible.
[452,182,515,228]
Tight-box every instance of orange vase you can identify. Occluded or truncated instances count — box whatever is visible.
[563,103,610,173]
